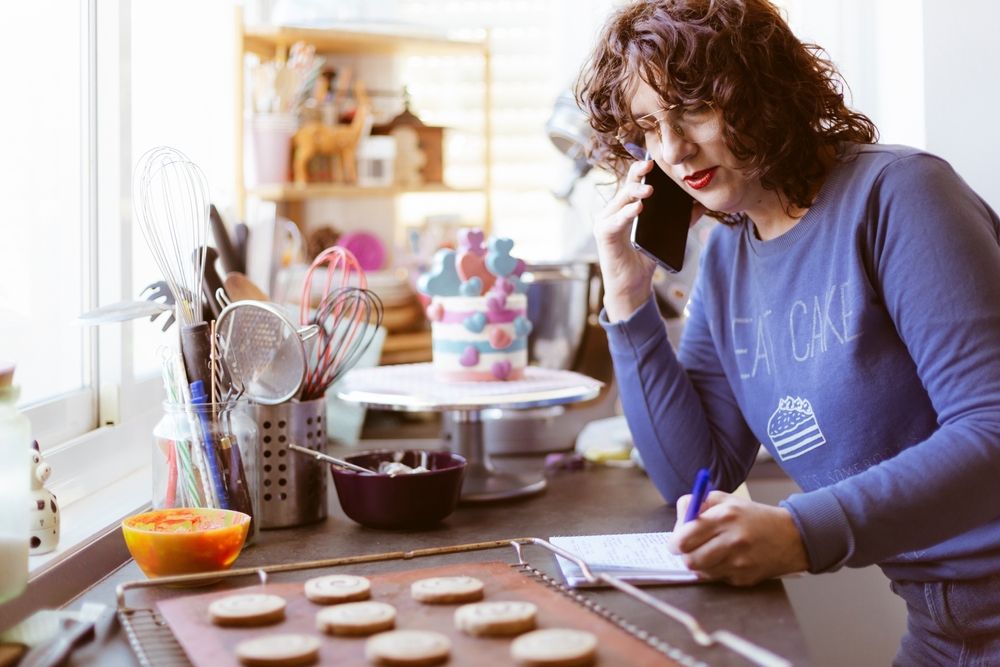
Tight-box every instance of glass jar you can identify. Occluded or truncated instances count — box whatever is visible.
[152,401,259,545]
[0,376,30,604]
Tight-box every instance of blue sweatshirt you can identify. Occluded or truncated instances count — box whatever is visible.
[603,144,1000,581]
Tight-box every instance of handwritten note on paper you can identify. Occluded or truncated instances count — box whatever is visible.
[549,532,699,587]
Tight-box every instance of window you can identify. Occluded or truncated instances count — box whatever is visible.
[395,0,618,261]
[130,0,239,378]
[0,2,173,524]
[0,4,93,435]
[0,1,241,457]
[774,0,925,147]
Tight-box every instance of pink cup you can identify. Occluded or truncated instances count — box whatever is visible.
[250,113,297,185]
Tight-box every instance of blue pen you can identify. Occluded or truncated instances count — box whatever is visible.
[190,380,230,510]
[683,468,713,523]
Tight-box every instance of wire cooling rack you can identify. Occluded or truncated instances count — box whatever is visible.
[116,538,791,667]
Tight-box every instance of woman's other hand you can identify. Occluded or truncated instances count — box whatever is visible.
[594,159,658,322]
[668,491,810,586]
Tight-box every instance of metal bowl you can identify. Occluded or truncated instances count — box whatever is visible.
[329,450,467,530]
[522,262,592,370]
[545,91,592,161]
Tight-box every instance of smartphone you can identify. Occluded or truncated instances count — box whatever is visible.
[630,161,693,273]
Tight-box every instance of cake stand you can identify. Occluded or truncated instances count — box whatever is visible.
[338,363,602,502]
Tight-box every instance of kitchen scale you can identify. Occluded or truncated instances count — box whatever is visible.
[337,363,602,501]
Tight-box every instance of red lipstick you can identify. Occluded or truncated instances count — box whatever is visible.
[684,167,718,190]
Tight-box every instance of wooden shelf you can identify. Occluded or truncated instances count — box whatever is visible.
[247,183,483,202]
[234,6,492,231]
[243,24,486,59]
[380,330,433,366]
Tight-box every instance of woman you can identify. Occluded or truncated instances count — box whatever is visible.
[576,0,1000,664]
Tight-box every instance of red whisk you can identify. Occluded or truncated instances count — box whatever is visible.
[299,247,381,400]
[299,246,367,326]
[299,286,383,400]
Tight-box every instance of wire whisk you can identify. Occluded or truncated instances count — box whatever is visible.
[133,147,210,328]
[299,246,367,325]
[300,286,383,401]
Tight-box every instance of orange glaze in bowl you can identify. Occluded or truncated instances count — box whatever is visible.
[122,508,250,580]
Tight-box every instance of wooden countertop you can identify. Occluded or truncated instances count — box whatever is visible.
[66,451,812,667]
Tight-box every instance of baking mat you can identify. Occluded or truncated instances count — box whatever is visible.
[341,363,603,403]
[157,561,684,666]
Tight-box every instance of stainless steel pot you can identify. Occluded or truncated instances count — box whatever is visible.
[544,91,594,200]
[521,262,592,370]
[545,91,592,161]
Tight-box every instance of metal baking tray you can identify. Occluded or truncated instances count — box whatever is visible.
[116,537,791,667]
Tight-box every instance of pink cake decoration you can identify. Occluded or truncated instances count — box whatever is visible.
[489,328,513,350]
[458,228,487,257]
[457,252,497,293]
[426,302,444,322]
[459,346,479,367]
[486,293,507,313]
[416,228,532,382]
[491,360,512,380]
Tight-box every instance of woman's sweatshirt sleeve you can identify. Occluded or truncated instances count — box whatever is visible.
[781,155,1000,572]
[601,268,760,501]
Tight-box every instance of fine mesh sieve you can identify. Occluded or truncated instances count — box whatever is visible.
[216,301,317,405]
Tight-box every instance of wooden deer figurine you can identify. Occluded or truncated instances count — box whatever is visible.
[292,80,372,184]
[29,440,59,554]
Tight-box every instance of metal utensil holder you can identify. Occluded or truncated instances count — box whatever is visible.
[250,397,327,529]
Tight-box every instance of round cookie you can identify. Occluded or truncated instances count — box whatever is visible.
[365,630,451,667]
[316,601,396,636]
[410,576,484,604]
[234,634,320,667]
[209,594,286,627]
[455,601,537,637]
[511,628,598,667]
[304,574,372,604]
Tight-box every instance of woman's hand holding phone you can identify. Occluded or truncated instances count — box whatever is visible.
[595,159,658,322]
[595,159,707,323]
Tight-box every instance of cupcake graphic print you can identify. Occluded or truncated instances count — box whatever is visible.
[767,397,827,461]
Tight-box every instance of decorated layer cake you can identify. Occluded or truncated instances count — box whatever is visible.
[417,229,532,382]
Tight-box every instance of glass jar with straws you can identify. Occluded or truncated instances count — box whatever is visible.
[153,346,260,545]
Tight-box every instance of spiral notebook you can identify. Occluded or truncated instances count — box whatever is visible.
[550,532,700,587]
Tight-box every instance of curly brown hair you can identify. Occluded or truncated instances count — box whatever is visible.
[575,0,878,220]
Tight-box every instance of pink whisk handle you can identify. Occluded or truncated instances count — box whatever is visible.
[299,246,368,325]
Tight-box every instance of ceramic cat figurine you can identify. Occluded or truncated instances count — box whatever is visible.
[29,440,59,555]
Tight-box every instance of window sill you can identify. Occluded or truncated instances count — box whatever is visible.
[0,406,161,633]
[29,464,151,576]
[44,403,160,507]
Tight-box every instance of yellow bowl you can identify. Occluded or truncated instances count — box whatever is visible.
[122,508,250,580]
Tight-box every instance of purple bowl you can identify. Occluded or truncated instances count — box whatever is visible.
[329,450,467,530]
